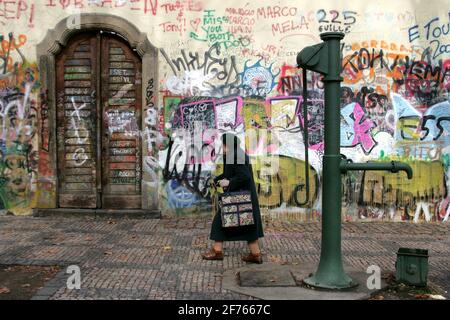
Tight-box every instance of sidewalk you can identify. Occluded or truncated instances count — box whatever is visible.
[0,215,448,300]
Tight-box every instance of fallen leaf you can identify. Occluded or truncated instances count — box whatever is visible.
[118,254,128,261]
[45,248,59,255]
[269,256,282,263]
[429,295,446,300]
[0,287,10,294]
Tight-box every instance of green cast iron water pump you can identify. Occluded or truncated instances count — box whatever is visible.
[296,32,413,290]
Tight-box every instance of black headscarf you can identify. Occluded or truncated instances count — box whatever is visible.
[221,133,247,167]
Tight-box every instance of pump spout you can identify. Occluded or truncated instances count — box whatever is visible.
[340,160,413,179]
[392,162,413,179]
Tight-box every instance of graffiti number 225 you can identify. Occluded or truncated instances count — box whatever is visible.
[317,10,357,25]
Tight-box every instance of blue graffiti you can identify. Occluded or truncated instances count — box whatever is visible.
[239,59,280,96]
[422,100,450,147]
[165,179,200,209]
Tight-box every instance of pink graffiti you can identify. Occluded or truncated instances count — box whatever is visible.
[267,95,303,128]
[215,96,243,130]
[351,102,376,152]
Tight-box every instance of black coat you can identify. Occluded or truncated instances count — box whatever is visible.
[210,156,264,242]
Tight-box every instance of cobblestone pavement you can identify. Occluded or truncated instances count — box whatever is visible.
[0,216,448,300]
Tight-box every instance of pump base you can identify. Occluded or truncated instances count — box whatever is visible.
[303,273,359,290]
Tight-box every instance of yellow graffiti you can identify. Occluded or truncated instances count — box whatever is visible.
[362,160,445,207]
[242,99,268,129]
[397,117,421,141]
[269,98,300,128]
[253,156,318,208]
[214,155,318,208]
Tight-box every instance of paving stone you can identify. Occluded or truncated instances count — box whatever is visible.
[240,269,296,287]
[0,216,447,300]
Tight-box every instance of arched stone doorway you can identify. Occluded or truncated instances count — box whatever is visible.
[36,14,159,214]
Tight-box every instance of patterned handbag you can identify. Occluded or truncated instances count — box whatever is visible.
[218,191,255,228]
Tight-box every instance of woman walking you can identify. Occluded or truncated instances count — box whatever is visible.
[202,133,264,263]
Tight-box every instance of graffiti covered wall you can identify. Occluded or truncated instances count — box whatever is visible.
[1,0,449,222]
[0,30,40,215]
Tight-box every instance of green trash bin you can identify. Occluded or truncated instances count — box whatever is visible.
[395,248,429,287]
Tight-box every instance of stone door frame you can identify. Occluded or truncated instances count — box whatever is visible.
[36,13,159,211]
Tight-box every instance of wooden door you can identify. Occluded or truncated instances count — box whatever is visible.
[101,35,142,208]
[56,31,142,209]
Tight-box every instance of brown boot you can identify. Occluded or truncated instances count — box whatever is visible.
[242,252,263,264]
[202,248,224,260]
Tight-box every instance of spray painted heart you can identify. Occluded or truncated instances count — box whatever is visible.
[190,18,201,31]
